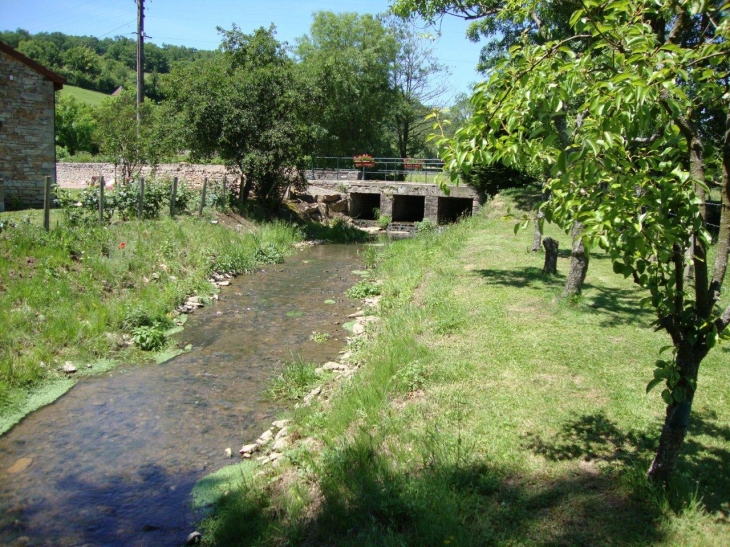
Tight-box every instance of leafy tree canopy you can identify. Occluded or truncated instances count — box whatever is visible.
[166,25,312,208]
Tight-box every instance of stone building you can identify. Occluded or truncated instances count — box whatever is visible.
[0,41,65,211]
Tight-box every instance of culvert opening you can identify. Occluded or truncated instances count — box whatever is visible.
[392,195,425,222]
[438,197,473,223]
[350,193,381,219]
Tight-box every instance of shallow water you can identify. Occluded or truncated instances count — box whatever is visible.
[0,244,363,547]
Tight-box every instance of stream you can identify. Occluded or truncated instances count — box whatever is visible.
[0,243,364,547]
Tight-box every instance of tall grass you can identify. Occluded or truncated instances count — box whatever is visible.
[0,214,301,428]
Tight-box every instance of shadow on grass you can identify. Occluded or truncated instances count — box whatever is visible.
[583,284,654,327]
[472,268,653,328]
[524,410,730,515]
[473,266,565,289]
[204,436,668,546]
[500,186,545,211]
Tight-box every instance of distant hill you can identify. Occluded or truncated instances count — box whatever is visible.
[59,85,108,107]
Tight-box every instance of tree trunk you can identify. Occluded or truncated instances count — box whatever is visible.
[239,175,252,207]
[647,343,707,484]
[542,237,559,274]
[563,222,589,297]
[531,211,544,252]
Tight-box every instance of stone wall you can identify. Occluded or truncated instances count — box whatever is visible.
[0,50,56,209]
[56,162,239,190]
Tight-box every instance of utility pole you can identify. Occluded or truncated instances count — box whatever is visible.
[136,0,145,125]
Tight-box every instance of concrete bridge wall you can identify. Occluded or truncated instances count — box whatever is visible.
[310,179,483,224]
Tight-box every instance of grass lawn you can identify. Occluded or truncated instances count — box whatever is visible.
[196,191,730,546]
[58,84,108,107]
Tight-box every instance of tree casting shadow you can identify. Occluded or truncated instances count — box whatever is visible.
[523,410,730,515]
[472,268,652,328]
[205,436,670,546]
[473,266,565,289]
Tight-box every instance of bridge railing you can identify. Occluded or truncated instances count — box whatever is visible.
[310,156,447,183]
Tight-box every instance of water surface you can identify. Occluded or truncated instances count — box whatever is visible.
[0,244,362,547]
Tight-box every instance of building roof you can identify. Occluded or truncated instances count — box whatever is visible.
[0,40,66,91]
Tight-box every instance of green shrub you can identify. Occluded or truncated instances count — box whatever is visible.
[415,218,437,234]
[346,280,381,299]
[132,324,167,351]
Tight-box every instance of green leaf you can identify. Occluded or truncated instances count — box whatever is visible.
[661,389,673,405]
[673,386,687,403]
[646,377,664,394]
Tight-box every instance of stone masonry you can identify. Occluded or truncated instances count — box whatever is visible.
[0,42,65,210]
[311,179,483,223]
[56,162,238,190]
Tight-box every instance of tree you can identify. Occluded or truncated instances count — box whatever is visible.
[166,25,311,208]
[55,95,98,156]
[393,0,730,483]
[16,39,61,69]
[95,90,173,181]
[385,16,451,158]
[296,12,399,157]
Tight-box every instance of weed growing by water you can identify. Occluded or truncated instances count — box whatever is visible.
[345,280,381,299]
[267,357,319,401]
[309,332,331,344]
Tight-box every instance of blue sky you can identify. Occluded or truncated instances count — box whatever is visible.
[1,0,485,100]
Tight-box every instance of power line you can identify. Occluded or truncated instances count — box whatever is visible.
[99,20,136,38]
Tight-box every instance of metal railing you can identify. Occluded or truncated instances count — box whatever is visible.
[310,156,445,183]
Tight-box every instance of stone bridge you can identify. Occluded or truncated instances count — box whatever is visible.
[308,178,483,224]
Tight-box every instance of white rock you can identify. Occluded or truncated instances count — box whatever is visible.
[269,452,284,461]
[186,531,202,545]
[256,429,274,445]
[322,362,348,371]
[224,448,233,458]
[348,310,364,318]
[272,438,289,452]
[360,315,379,322]
[272,419,290,430]
[63,362,77,374]
[239,443,259,455]
[275,427,289,440]
[302,386,322,406]
[352,322,366,335]
[217,280,230,287]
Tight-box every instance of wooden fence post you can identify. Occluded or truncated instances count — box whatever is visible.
[170,176,178,217]
[138,177,145,219]
[199,177,207,216]
[221,175,227,207]
[0,177,5,213]
[43,176,52,231]
[98,175,105,223]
